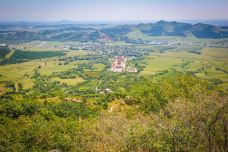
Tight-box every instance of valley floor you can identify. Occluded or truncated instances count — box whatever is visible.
[0,40,227,152]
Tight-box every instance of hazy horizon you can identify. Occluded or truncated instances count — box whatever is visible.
[1,19,228,26]
[0,0,228,21]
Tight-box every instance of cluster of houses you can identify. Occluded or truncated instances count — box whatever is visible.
[111,56,137,73]
[111,56,126,72]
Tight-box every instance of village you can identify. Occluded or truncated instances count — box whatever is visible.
[111,56,137,73]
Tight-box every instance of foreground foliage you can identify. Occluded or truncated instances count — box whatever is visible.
[0,75,227,152]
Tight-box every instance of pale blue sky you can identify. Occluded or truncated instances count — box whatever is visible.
[0,0,227,21]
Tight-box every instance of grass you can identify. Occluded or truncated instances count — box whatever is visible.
[5,50,15,59]
[0,55,89,88]
[65,50,88,56]
[201,48,228,58]
[216,83,228,92]
[20,78,34,90]
[140,55,183,75]
[38,59,90,76]
[28,47,63,51]
[1,42,227,92]
[85,71,100,78]
[140,47,228,91]
[93,63,105,71]
[0,46,90,89]
[0,48,91,89]
[0,59,40,89]
[203,67,228,82]
[83,63,105,78]
[51,77,85,86]
[0,58,48,89]
[38,59,75,76]
[188,61,203,71]
[0,60,38,81]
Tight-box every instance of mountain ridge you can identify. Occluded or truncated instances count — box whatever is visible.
[1,20,228,43]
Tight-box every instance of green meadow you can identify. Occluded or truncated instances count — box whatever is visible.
[0,49,90,89]
[139,47,228,91]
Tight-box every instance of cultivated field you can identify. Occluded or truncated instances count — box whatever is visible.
[0,49,90,89]
[140,47,228,91]
[0,40,227,93]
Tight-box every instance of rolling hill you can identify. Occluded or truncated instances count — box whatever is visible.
[1,20,228,43]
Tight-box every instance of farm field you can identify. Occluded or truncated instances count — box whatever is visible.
[51,77,85,86]
[37,59,88,76]
[0,49,90,89]
[1,42,227,92]
[140,47,228,91]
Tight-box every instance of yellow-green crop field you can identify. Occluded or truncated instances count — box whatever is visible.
[51,77,85,86]
[0,43,227,92]
[140,47,228,91]
[0,50,89,89]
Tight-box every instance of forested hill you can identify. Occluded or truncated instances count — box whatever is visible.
[135,20,228,38]
[0,20,228,43]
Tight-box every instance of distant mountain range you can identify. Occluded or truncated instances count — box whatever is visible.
[0,20,228,43]
[136,21,228,39]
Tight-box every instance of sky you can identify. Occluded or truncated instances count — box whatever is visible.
[0,0,228,21]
